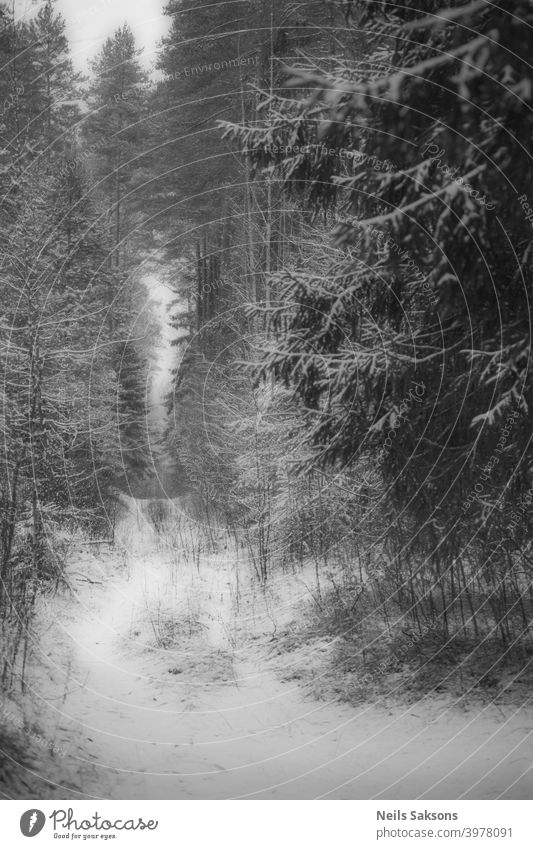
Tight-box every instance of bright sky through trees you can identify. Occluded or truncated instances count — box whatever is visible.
[15,0,169,71]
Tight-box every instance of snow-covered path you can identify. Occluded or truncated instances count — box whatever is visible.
[29,497,533,799]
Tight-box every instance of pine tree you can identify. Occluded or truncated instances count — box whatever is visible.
[83,23,149,272]
[0,3,126,612]
[82,26,155,489]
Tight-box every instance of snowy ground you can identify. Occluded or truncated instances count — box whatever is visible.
[16,496,533,799]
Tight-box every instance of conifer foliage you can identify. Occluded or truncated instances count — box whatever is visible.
[223,1,533,651]
[1,0,533,752]
[83,24,154,492]
[0,2,146,683]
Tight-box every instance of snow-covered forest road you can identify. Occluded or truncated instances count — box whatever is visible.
[23,497,533,800]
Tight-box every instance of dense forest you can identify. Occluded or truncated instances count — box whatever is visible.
[1,0,533,799]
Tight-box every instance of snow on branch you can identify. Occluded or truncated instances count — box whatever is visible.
[332,164,486,237]
[283,33,494,108]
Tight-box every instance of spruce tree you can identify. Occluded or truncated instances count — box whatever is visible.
[223,1,533,643]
